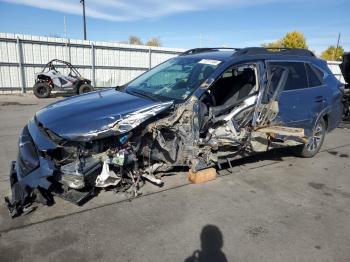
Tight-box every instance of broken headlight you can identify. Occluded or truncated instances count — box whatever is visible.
[17,126,40,177]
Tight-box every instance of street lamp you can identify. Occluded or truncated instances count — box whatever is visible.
[80,0,87,40]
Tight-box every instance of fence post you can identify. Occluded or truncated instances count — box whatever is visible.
[91,43,96,87]
[16,37,26,93]
[148,48,152,69]
[65,38,71,63]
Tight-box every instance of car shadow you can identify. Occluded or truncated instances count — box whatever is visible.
[164,147,295,176]
[184,224,228,262]
[219,147,295,171]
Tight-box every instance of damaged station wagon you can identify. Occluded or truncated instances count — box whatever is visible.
[6,47,344,217]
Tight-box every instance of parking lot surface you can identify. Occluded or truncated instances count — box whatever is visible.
[0,94,350,262]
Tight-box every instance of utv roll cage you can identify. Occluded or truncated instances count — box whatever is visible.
[42,59,82,77]
[181,47,315,57]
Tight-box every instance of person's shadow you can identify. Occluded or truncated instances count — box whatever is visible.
[184,225,228,262]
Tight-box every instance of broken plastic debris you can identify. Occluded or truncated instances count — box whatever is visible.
[95,160,121,188]
[142,173,163,185]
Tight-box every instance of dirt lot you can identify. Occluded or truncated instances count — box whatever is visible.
[0,94,350,262]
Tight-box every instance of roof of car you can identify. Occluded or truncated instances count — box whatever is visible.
[179,49,236,61]
[180,47,317,63]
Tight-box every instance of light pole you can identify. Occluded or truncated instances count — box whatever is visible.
[332,32,341,61]
[80,0,87,40]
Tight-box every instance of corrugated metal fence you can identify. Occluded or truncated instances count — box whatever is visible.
[0,33,346,93]
[0,33,184,92]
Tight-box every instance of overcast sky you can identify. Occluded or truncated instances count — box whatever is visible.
[0,0,349,54]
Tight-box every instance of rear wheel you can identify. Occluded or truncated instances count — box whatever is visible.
[33,82,51,98]
[79,84,94,94]
[294,118,326,158]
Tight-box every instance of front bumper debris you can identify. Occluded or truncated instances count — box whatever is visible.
[5,161,42,218]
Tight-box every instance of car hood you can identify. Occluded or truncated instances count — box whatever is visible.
[35,89,173,141]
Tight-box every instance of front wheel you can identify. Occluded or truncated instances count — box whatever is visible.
[33,82,51,98]
[79,84,94,94]
[294,118,326,158]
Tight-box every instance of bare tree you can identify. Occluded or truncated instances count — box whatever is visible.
[146,37,162,47]
[129,35,143,45]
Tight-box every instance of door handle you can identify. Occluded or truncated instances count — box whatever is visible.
[314,96,325,103]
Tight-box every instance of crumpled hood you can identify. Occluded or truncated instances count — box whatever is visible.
[35,89,173,141]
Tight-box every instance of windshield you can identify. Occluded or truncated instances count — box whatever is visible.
[126,57,221,102]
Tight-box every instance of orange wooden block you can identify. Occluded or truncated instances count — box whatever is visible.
[188,168,217,184]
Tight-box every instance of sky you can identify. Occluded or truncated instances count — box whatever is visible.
[0,0,349,54]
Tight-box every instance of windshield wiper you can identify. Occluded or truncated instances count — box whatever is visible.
[129,89,159,101]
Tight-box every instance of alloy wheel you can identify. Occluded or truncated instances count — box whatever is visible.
[306,122,323,152]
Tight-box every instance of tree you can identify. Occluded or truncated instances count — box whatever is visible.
[146,37,162,47]
[282,31,308,49]
[262,31,308,49]
[321,46,344,61]
[262,39,283,48]
[129,35,143,45]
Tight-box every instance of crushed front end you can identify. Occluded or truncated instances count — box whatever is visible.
[5,91,176,217]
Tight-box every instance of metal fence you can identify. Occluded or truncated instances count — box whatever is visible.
[0,33,346,93]
[0,33,184,92]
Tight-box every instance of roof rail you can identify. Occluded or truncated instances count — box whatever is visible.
[181,47,240,55]
[234,47,315,57]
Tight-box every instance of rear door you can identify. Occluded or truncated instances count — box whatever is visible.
[266,61,328,135]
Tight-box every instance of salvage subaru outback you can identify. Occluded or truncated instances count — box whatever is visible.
[6,47,343,217]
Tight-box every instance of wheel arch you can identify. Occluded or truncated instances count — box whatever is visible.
[313,107,331,133]
[81,79,92,85]
[323,114,329,130]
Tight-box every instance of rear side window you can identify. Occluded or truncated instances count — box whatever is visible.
[268,62,308,91]
[306,63,324,87]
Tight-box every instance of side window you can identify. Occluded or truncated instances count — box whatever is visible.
[268,62,308,91]
[306,63,324,87]
[312,65,325,81]
[207,64,257,106]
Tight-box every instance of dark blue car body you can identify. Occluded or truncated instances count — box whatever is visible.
[6,47,344,217]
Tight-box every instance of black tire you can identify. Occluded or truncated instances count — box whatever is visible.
[33,82,51,98]
[294,118,326,158]
[79,84,94,94]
